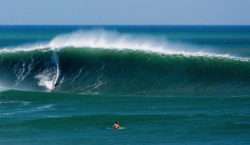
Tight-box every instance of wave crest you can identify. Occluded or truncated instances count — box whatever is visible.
[1,30,250,95]
[0,30,248,61]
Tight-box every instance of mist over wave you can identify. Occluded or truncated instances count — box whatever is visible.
[0,30,247,60]
[0,30,250,95]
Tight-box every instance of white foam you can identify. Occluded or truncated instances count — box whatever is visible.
[0,42,50,53]
[34,51,60,91]
[35,69,57,91]
[1,29,250,91]
[14,59,34,86]
[48,30,249,61]
[0,29,249,62]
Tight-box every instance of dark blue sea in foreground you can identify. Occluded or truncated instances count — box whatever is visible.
[0,26,250,145]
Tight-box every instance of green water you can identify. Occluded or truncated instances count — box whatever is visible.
[0,91,250,145]
[1,26,250,145]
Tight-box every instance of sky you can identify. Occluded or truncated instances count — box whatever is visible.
[1,0,250,25]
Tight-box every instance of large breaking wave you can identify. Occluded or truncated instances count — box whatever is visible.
[1,30,250,96]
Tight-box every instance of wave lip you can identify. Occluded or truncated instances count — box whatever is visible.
[0,30,249,61]
[49,30,249,61]
[1,30,250,95]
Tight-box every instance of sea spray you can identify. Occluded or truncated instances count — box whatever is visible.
[0,30,248,61]
[35,51,60,91]
[0,30,250,95]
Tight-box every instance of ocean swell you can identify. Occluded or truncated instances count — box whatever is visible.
[0,30,250,96]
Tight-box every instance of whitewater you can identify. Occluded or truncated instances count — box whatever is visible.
[0,30,248,61]
[1,26,250,145]
[1,29,250,94]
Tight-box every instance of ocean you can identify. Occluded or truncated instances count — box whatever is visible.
[0,25,250,145]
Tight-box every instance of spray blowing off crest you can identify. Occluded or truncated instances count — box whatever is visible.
[47,30,248,61]
[0,30,249,61]
[1,30,250,94]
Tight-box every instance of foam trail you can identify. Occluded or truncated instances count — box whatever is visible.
[1,104,54,116]
[52,51,60,88]
[0,30,249,61]
[34,52,60,91]
[14,59,33,86]
[35,70,55,91]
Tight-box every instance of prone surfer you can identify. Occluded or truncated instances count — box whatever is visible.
[113,121,121,129]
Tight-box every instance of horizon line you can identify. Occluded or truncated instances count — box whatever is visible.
[0,24,250,27]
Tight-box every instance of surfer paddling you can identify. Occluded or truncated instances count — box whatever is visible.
[113,121,121,129]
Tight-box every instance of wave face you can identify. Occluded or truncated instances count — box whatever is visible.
[1,30,250,96]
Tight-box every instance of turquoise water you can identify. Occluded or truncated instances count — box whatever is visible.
[1,26,250,145]
[1,91,250,145]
